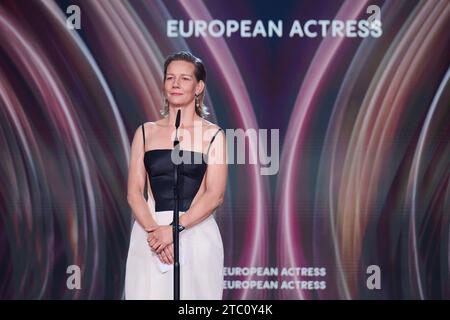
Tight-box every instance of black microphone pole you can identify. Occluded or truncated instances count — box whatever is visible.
[173,109,181,300]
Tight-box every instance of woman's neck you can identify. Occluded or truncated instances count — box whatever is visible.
[167,106,200,127]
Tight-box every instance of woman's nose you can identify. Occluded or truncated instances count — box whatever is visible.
[172,77,180,87]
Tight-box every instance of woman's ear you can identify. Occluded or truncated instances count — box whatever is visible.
[195,80,205,95]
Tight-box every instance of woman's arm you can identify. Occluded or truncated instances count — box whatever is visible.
[179,128,228,229]
[126,125,158,230]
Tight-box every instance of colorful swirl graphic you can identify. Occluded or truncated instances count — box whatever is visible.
[0,0,448,299]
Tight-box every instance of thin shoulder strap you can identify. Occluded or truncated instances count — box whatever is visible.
[207,127,223,155]
[141,123,146,151]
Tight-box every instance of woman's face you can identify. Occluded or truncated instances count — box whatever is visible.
[164,60,204,108]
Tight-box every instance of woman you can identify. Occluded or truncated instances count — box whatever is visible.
[125,51,227,299]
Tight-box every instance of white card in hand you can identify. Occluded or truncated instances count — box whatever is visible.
[155,243,186,273]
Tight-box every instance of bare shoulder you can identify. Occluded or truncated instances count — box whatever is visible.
[143,120,160,128]
[201,120,224,145]
[137,122,160,147]
[153,118,168,126]
[201,119,222,132]
[142,120,165,133]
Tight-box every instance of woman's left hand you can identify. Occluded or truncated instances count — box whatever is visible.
[146,225,173,253]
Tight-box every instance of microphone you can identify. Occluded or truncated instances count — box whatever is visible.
[174,109,181,147]
[175,109,181,129]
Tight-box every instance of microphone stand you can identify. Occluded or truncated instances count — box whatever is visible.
[172,109,181,300]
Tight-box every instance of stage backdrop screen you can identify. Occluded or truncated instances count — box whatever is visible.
[0,0,449,299]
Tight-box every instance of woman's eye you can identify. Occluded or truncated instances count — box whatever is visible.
[182,77,191,81]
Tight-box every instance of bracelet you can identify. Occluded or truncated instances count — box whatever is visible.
[170,221,185,232]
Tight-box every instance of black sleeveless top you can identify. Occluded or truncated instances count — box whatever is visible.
[142,124,222,212]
